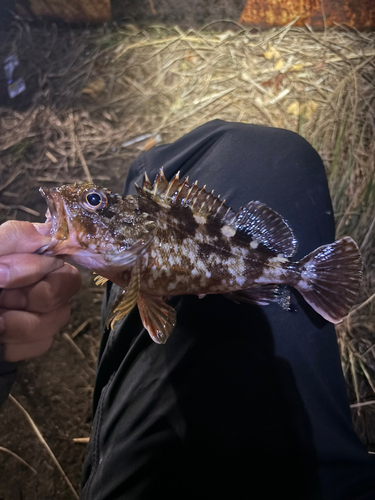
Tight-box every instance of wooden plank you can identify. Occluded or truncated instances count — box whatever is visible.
[239,0,375,29]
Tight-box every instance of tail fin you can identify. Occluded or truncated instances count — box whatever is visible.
[295,237,362,323]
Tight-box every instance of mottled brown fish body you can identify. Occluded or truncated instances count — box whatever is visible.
[39,168,362,344]
[140,201,300,297]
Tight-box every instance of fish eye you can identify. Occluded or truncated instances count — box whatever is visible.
[87,193,101,206]
[82,189,108,211]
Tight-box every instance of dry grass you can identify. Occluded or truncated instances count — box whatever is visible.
[0,20,374,449]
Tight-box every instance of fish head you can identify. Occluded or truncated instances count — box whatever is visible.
[38,183,155,271]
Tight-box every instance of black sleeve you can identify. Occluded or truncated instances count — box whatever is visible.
[82,121,375,500]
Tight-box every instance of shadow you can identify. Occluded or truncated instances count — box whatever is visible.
[152,294,322,499]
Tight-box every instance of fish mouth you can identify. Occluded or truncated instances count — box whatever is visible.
[39,187,69,239]
[39,187,57,230]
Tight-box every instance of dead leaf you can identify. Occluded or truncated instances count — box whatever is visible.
[289,64,304,72]
[303,100,318,119]
[82,79,105,98]
[263,45,280,60]
[287,101,301,116]
[170,97,184,112]
[274,59,284,71]
[261,73,285,90]
[287,100,318,119]
[185,50,198,65]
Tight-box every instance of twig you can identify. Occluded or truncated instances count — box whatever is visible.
[72,437,90,444]
[75,138,93,184]
[62,332,85,359]
[349,350,361,405]
[360,215,375,251]
[350,400,375,409]
[320,0,327,33]
[358,360,375,394]
[61,333,96,377]
[70,318,92,339]
[147,0,156,15]
[349,293,375,317]
[9,395,79,499]
[0,170,21,192]
[0,446,37,474]
[0,202,40,217]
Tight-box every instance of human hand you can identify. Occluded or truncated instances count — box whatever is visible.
[0,221,81,362]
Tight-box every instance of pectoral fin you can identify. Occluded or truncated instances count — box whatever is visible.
[106,261,140,329]
[94,274,109,286]
[137,295,177,344]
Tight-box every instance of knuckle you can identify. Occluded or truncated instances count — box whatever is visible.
[0,220,27,241]
[60,304,71,327]
[34,255,63,281]
[2,344,20,362]
[55,263,81,297]
[39,280,59,310]
[4,337,54,362]
[0,221,50,257]
[68,266,82,292]
[37,337,54,356]
[0,309,39,343]
[48,304,71,334]
[0,220,19,234]
[64,263,81,279]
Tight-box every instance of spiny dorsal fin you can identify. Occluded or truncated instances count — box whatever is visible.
[139,167,232,219]
[229,201,298,257]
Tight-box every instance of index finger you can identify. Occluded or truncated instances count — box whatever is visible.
[0,220,52,256]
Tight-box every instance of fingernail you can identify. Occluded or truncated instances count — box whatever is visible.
[0,265,10,287]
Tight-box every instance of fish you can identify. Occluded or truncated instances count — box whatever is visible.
[38,168,362,343]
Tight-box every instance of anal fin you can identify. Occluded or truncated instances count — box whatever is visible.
[107,261,140,329]
[137,295,177,344]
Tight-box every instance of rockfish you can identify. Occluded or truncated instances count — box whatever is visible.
[39,169,362,343]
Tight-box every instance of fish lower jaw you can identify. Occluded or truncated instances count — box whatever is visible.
[70,249,138,272]
[39,239,110,270]
[36,237,63,255]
